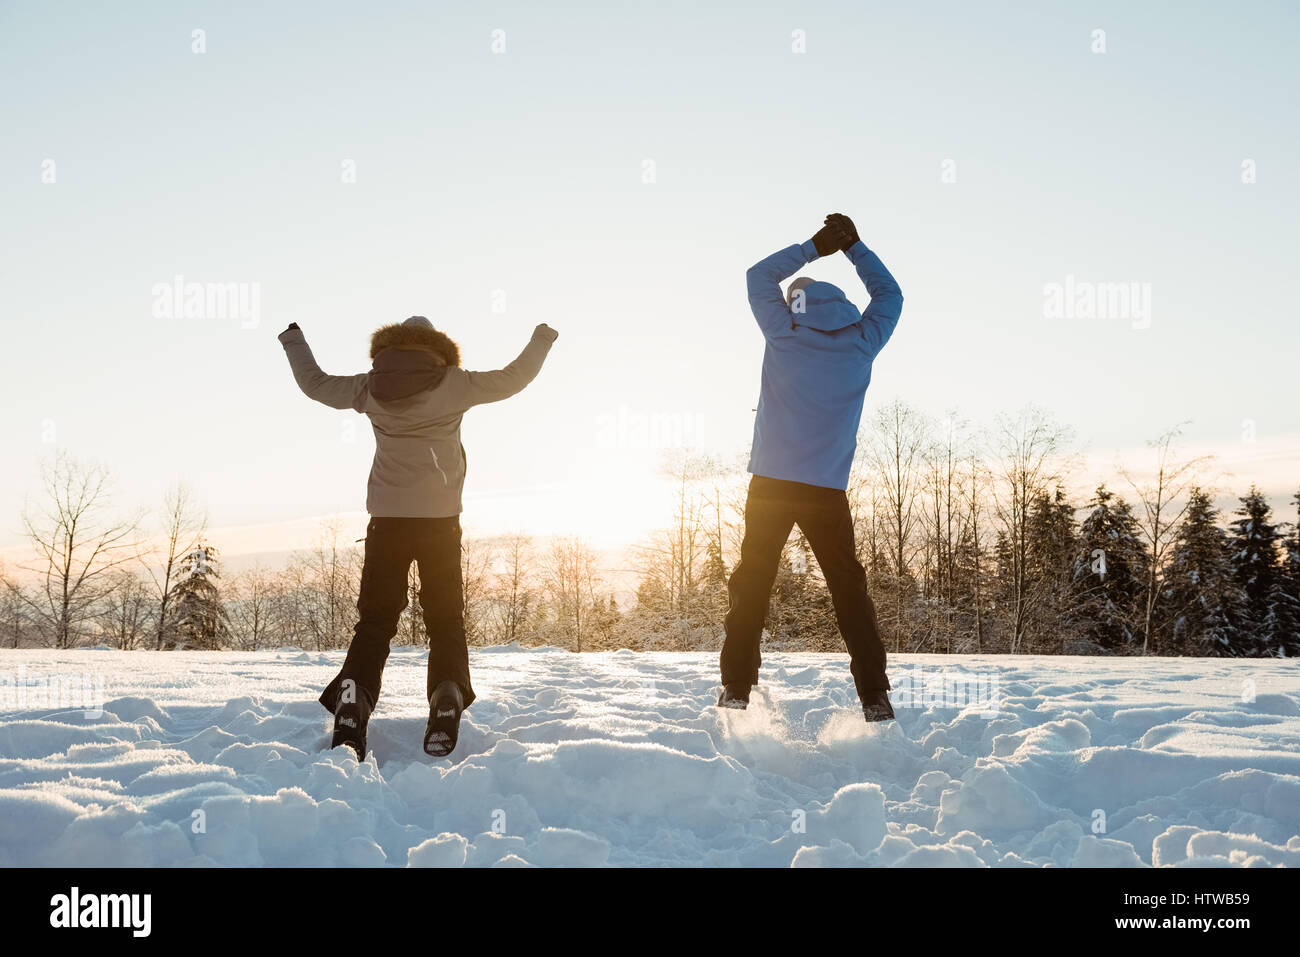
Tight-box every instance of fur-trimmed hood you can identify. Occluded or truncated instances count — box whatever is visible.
[369,321,461,367]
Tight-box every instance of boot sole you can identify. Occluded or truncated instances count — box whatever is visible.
[424,713,461,757]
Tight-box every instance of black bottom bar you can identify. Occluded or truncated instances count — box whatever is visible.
[4,866,1290,942]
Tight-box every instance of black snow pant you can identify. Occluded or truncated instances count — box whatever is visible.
[720,475,890,702]
[319,516,475,715]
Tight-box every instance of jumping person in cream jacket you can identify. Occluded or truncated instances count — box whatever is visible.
[278,316,558,758]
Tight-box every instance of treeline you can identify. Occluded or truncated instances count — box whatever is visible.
[625,404,1299,658]
[0,454,602,651]
[0,452,619,652]
[4,404,1298,657]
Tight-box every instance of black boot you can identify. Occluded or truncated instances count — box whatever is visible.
[331,685,374,759]
[862,690,895,723]
[424,680,465,758]
[717,684,750,710]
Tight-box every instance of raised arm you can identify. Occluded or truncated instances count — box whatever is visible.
[459,324,559,408]
[825,213,903,355]
[846,241,904,355]
[746,241,815,339]
[746,222,848,339]
[277,324,369,411]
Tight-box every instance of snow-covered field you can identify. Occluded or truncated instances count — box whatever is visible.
[1,647,1297,867]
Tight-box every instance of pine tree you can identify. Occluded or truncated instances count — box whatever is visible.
[768,533,838,651]
[587,595,622,650]
[1227,486,1286,656]
[1161,488,1239,656]
[1071,486,1148,651]
[1024,485,1078,651]
[700,538,729,623]
[702,539,727,590]
[167,544,232,650]
[1269,488,1300,656]
[951,521,990,652]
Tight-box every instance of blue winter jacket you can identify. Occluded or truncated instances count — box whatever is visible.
[746,238,903,490]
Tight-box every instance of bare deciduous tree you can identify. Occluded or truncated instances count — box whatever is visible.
[148,483,206,650]
[630,451,731,646]
[226,564,278,650]
[661,450,711,617]
[1120,425,1212,654]
[864,399,930,643]
[267,564,315,649]
[920,413,968,650]
[21,453,141,648]
[98,569,155,650]
[958,451,992,653]
[0,564,34,648]
[461,537,495,645]
[288,519,362,651]
[544,536,602,652]
[491,533,536,645]
[989,407,1074,653]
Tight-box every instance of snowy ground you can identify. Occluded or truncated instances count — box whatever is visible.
[1,647,1298,867]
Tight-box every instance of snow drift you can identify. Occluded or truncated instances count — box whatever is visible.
[0,648,1297,867]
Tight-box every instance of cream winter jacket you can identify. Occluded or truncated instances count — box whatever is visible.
[278,322,556,517]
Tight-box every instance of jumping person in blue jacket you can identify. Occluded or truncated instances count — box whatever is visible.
[719,213,903,721]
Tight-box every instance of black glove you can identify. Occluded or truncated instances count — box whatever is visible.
[812,222,849,257]
[283,322,300,334]
[824,213,859,251]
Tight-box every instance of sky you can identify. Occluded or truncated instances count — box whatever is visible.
[1,0,1297,567]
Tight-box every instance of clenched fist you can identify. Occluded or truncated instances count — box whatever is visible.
[824,213,859,252]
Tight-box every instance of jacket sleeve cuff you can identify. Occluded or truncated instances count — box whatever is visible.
[532,326,559,344]
[278,327,305,347]
[845,239,869,261]
[799,239,820,261]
